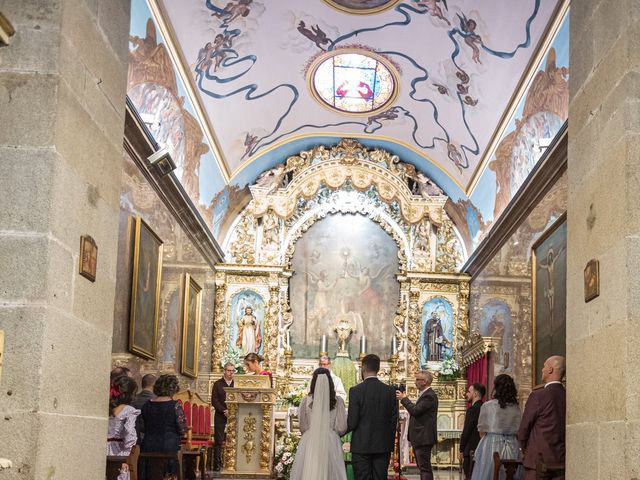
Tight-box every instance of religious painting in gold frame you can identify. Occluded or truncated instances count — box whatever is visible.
[584,259,599,302]
[181,273,202,378]
[79,235,98,282]
[129,216,164,360]
[531,213,566,385]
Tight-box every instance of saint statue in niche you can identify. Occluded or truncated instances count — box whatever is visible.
[236,306,261,355]
[424,311,446,361]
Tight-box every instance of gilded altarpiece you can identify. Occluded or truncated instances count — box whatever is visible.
[210,140,472,468]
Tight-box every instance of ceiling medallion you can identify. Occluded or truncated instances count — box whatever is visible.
[323,0,401,15]
[309,49,399,116]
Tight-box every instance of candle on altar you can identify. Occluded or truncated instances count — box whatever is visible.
[391,336,397,355]
[320,334,327,353]
[360,335,366,355]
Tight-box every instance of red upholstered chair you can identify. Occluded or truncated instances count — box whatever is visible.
[174,390,213,479]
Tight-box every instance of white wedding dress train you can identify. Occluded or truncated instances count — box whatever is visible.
[290,375,347,480]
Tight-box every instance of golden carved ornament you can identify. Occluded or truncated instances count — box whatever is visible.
[212,282,227,372]
[228,213,256,264]
[241,392,258,402]
[223,403,238,470]
[249,139,447,227]
[432,384,456,400]
[241,412,257,464]
[407,289,421,375]
[435,220,463,273]
[260,403,273,470]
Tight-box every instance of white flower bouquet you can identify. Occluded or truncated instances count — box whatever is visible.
[220,346,246,374]
[273,427,300,479]
[438,353,461,381]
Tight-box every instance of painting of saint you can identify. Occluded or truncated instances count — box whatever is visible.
[129,217,163,360]
[532,215,566,385]
[419,297,454,366]
[290,214,399,358]
[479,299,513,374]
[228,290,265,356]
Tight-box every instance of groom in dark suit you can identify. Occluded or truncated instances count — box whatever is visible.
[396,370,438,480]
[459,383,486,479]
[347,354,398,480]
[518,355,566,480]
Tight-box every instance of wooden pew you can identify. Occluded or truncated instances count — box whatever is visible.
[536,458,565,480]
[492,452,523,480]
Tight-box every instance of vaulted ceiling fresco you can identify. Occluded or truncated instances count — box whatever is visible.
[127,0,569,252]
[156,0,562,187]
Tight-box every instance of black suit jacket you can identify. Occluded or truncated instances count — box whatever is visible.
[211,378,234,417]
[460,400,483,455]
[400,387,438,448]
[347,377,399,454]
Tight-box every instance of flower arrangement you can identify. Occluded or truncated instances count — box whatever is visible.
[220,346,246,374]
[274,427,300,479]
[283,381,309,407]
[438,353,461,381]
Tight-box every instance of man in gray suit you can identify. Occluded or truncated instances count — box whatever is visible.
[396,370,438,480]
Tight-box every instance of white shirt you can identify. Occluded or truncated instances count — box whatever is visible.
[544,380,562,388]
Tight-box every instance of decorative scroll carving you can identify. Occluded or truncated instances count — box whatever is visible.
[211,273,227,373]
[247,139,446,223]
[264,278,280,372]
[436,220,464,273]
[228,213,256,264]
[241,412,257,464]
[407,285,421,375]
[260,403,273,470]
[241,392,258,402]
[223,403,238,470]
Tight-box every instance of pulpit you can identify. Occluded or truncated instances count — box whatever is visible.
[222,375,276,478]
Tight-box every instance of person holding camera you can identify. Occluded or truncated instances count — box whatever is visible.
[396,370,438,480]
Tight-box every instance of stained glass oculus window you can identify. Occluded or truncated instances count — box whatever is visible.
[310,51,398,114]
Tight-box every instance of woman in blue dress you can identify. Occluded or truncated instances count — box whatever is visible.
[471,374,523,480]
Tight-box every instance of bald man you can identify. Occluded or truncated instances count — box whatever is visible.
[517,355,566,480]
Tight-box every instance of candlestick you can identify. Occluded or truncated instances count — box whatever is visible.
[320,334,327,354]
[391,336,397,355]
[360,335,366,355]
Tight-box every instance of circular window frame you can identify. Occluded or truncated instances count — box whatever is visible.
[322,0,401,15]
[307,49,400,117]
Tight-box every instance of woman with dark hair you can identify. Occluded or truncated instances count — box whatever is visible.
[139,374,187,479]
[290,368,347,480]
[470,374,523,480]
[107,376,139,480]
[244,352,272,386]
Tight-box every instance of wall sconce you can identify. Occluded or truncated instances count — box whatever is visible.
[0,12,15,45]
[147,147,176,177]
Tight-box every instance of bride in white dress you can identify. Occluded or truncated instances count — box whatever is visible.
[291,368,347,480]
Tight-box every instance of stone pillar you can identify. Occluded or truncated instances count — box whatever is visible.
[0,1,130,478]
[568,1,640,478]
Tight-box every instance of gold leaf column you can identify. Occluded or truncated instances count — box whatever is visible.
[260,401,273,470]
[407,280,421,375]
[223,402,237,471]
[211,271,227,373]
[264,275,280,372]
